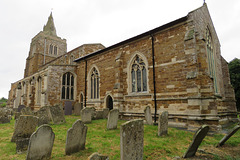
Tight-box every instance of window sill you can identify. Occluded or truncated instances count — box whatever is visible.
[125,92,152,97]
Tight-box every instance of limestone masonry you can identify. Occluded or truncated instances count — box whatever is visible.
[8,3,238,131]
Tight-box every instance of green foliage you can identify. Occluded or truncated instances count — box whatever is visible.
[0,97,7,102]
[228,58,240,111]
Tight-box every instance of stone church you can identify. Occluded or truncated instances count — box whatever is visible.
[8,3,238,131]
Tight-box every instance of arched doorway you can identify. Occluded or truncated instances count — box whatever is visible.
[106,95,113,110]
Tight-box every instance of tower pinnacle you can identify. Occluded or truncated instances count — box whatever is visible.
[43,12,57,36]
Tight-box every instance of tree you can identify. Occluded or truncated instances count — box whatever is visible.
[228,58,240,111]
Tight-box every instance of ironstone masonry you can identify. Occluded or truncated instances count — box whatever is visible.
[8,3,238,131]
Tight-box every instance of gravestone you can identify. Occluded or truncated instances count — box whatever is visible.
[74,102,82,116]
[65,120,88,155]
[107,109,119,130]
[17,105,26,112]
[216,125,240,147]
[144,106,153,125]
[120,119,144,160]
[95,110,104,119]
[102,108,109,119]
[14,112,21,120]
[183,125,209,158]
[64,101,73,115]
[158,111,168,136]
[0,108,11,124]
[21,107,33,115]
[16,138,30,154]
[89,107,96,119]
[48,105,66,124]
[81,108,92,124]
[26,124,55,160]
[11,115,38,142]
[36,106,51,126]
[88,152,109,160]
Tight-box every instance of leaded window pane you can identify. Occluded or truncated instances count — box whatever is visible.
[97,77,99,98]
[66,87,69,99]
[71,75,74,86]
[67,73,70,85]
[62,86,65,99]
[71,87,74,100]
[131,69,135,92]
[137,68,141,92]
[143,67,147,91]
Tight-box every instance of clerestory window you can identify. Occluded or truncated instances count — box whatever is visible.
[61,72,74,100]
[131,55,147,93]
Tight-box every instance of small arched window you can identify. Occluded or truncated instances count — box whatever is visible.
[49,44,53,54]
[62,72,74,100]
[131,55,147,92]
[90,68,99,99]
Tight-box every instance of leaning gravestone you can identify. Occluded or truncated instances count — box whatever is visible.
[158,111,168,136]
[88,152,109,160]
[36,106,51,126]
[81,108,92,124]
[107,109,119,130]
[26,124,55,160]
[21,107,34,115]
[216,125,240,147]
[95,110,104,119]
[120,119,144,160]
[183,125,209,158]
[65,120,88,155]
[48,105,66,124]
[144,106,153,125]
[16,138,30,154]
[74,103,82,116]
[11,115,38,142]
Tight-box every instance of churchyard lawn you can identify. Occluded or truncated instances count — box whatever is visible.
[0,116,240,159]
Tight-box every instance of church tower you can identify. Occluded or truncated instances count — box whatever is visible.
[24,13,67,77]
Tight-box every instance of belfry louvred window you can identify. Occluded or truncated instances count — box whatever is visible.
[62,72,74,100]
[131,55,147,93]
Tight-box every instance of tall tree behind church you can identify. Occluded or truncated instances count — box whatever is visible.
[228,58,240,111]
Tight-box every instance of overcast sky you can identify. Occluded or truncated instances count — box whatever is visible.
[0,0,239,99]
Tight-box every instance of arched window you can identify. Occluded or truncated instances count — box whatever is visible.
[62,72,74,100]
[54,46,58,55]
[90,68,99,99]
[49,44,53,54]
[37,77,42,104]
[131,55,147,92]
[206,29,218,93]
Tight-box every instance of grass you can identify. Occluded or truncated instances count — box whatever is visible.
[0,116,240,160]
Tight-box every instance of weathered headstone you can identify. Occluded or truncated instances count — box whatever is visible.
[89,107,96,119]
[21,107,33,115]
[88,152,109,160]
[95,110,104,119]
[81,108,92,124]
[183,125,209,158]
[102,108,109,119]
[107,109,119,130]
[74,102,82,116]
[144,106,153,125]
[17,105,26,112]
[216,125,240,147]
[65,120,88,155]
[26,124,55,160]
[0,108,11,124]
[36,106,51,126]
[16,138,30,154]
[14,112,21,120]
[11,115,38,142]
[158,111,168,136]
[48,105,66,124]
[120,119,144,160]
